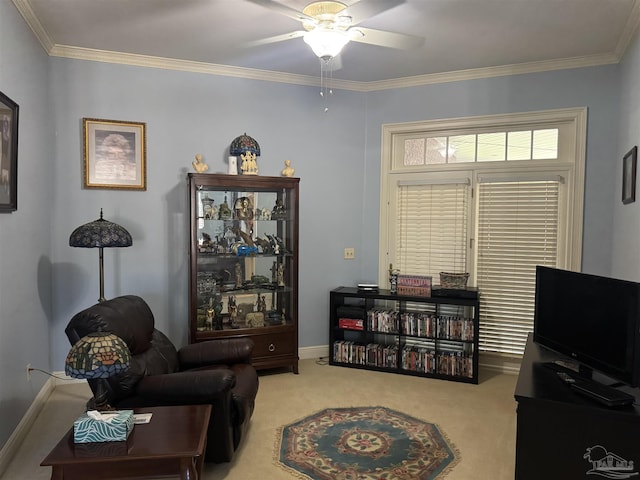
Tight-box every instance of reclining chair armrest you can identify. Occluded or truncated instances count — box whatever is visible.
[134,369,236,404]
[132,369,238,463]
[178,337,254,369]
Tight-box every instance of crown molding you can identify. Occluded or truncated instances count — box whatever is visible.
[11,0,54,51]
[48,44,364,92]
[615,0,640,59]
[47,45,621,93]
[359,53,621,92]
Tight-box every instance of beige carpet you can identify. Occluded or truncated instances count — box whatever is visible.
[1,358,517,480]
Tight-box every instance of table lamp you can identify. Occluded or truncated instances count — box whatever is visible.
[230,133,260,175]
[65,332,131,410]
[69,209,132,302]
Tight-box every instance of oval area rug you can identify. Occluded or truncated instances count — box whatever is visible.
[275,406,460,480]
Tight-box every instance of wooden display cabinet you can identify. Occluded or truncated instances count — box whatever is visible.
[188,173,299,373]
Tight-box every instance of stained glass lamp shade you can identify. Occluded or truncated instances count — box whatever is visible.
[229,133,260,157]
[65,332,131,410]
[69,209,132,302]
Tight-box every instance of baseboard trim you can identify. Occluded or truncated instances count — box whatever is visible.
[0,377,56,477]
[299,345,329,360]
[479,352,522,375]
[0,372,81,477]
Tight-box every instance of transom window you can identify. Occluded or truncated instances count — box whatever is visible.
[401,128,559,166]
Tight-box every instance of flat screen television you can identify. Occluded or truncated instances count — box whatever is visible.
[533,265,640,387]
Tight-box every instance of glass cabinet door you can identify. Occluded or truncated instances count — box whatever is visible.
[188,173,299,373]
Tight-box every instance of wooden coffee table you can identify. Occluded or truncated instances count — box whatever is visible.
[41,404,211,480]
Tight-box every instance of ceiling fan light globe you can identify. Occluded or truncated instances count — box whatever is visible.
[304,28,349,59]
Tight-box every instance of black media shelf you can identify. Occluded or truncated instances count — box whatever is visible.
[329,286,480,384]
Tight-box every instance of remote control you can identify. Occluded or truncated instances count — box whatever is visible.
[556,372,575,384]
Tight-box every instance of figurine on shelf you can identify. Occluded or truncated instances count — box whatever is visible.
[271,261,278,283]
[200,232,214,252]
[389,263,400,294]
[206,298,214,330]
[223,226,235,245]
[273,235,288,254]
[258,208,271,220]
[201,194,215,219]
[246,311,264,327]
[213,294,223,330]
[240,151,259,175]
[219,195,232,220]
[258,295,267,313]
[232,226,255,246]
[255,236,272,254]
[192,153,209,173]
[281,159,295,177]
[277,263,285,287]
[267,234,280,255]
[272,199,286,220]
[228,296,239,328]
[235,262,243,288]
[234,196,254,220]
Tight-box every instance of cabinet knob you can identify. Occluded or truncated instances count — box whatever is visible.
[268,343,276,352]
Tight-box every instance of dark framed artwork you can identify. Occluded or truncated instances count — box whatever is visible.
[83,118,146,190]
[0,91,19,212]
[623,146,637,205]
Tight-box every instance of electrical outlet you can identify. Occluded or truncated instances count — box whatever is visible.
[26,364,32,381]
[344,247,355,259]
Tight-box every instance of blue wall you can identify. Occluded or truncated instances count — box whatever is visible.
[613,27,640,279]
[48,58,367,371]
[1,0,636,450]
[0,1,54,447]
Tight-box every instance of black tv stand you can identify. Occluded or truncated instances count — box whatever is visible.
[515,334,640,479]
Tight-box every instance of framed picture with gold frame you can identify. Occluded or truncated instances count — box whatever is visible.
[83,118,146,190]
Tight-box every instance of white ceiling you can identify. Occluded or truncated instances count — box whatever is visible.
[12,0,640,89]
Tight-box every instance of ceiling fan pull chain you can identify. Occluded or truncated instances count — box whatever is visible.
[320,57,334,112]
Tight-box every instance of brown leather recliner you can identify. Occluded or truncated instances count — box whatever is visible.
[64,295,259,463]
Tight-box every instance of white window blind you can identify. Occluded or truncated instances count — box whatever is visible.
[396,182,469,279]
[476,180,560,355]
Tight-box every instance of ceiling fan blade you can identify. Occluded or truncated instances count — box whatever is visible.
[244,0,313,22]
[342,0,405,26]
[245,31,305,48]
[348,27,423,50]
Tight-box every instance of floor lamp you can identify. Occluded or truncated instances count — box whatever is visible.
[69,209,133,303]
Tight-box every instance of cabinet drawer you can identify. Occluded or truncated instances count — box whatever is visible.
[252,332,295,357]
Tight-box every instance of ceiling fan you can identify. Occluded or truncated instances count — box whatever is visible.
[245,0,424,61]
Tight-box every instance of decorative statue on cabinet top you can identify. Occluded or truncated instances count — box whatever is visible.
[230,133,260,175]
[281,159,295,177]
[192,153,209,173]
